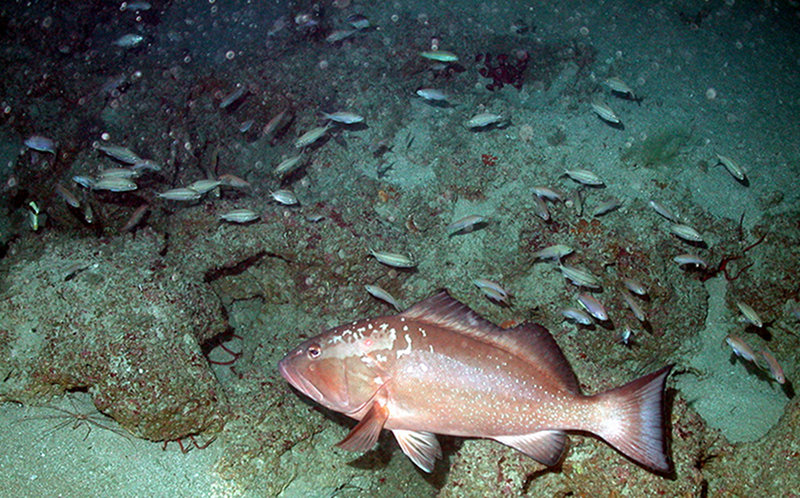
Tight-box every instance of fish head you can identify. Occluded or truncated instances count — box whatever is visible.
[279,320,395,416]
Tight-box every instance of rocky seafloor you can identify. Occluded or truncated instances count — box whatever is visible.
[0,0,798,496]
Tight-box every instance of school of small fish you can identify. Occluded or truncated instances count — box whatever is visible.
[12,9,791,483]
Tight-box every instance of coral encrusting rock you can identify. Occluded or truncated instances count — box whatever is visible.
[0,228,227,441]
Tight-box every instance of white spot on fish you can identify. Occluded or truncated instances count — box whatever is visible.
[396,334,413,359]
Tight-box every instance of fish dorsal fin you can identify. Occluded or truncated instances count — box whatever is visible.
[401,290,507,336]
[401,291,580,394]
[503,323,580,394]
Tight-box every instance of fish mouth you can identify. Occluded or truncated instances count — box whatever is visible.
[278,359,324,403]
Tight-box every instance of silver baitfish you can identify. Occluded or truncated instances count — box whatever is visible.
[220,208,260,224]
[157,187,202,201]
[446,214,486,234]
[24,135,57,154]
[271,189,299,206]
[369,249,416,268]
[365,284,402,311]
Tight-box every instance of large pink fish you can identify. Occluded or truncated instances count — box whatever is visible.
[279,291,673,473]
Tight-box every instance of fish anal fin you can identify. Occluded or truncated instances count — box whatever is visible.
[494,430,568,467]
[392,430,442,473]
[335,401,389,452]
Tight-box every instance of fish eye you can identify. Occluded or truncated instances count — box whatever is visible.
[307,343,321,359]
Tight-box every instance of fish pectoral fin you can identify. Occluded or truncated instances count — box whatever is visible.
[392,430,442,473]
[335,401,389,452]
[493,430,568,467]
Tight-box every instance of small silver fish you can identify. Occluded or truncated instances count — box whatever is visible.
[72,175,95,189]
[113,33,144,48]
[725,334,756,362]
[736,301,763,328]
[576,293,608,321]
[98,168,138,179]
[131,159,162,172]
[322,111,364,124]
[648,200,679,223]
[121,2,152,11]
[464,113,505,129]
[715,153,747,182]
[346,13,370,30]
[157,187,202,201]
[122,204,149,232]
[92,177,138,192]
[532,245,573,261]
[54,184,80,208]
[621,278,647,296]
[368,249,415,268]
[565,169,604,186]
[239,119,255,133]
[271,189,299,205]
[220,208,260,224]
[325,29,358,44]
[220,85,246,109]
[561,307,593,325]
[364,284,401,311]
[668,224,704,243]
[604,77,636,100]
[674,254,708,269]
[446,215,486,234]
[188,179,222,194]
[590,99,621,124]
[97,143,141,164]
[618,327,636,347]
[621,291,647,323]
[263,109,292,140]
[758,348,785,384]
[274,155,305,177]
[532,186,566,203]
[24,135,57,153]
[416,88,448,102]
[420,50,458,62]
[532,195,550,221]
[295,124,331,148]
[473,278,510,303]
[217,174,251,189]
[593,197,622,217]
[83,202,93,224]
[559,264,602,289]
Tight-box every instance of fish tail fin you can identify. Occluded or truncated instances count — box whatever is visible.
[593,365,673,474]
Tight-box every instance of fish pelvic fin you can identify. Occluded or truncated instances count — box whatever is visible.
[593,365,674,474]
[392,430,442,473]
[336,401,389,452]
[494,430,568,467]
